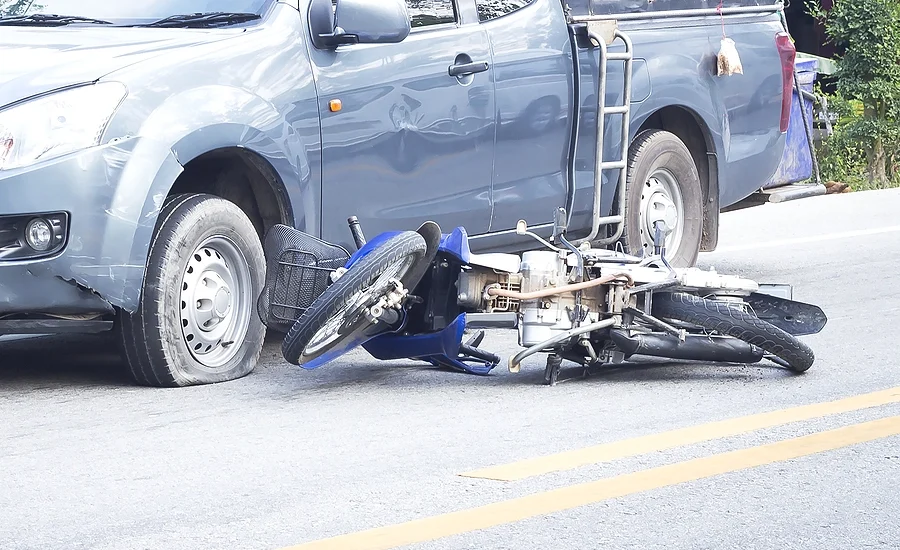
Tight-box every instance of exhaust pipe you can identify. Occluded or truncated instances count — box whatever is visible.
[609,329,764,364]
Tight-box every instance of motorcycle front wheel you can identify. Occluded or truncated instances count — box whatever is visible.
[281,230,427,367]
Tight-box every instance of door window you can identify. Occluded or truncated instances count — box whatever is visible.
[474,0,535,22]
[405,0,457,27]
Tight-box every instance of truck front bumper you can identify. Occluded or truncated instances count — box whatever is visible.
[0,137,184,332]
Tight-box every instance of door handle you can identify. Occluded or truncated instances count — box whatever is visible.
[449,61,489,77]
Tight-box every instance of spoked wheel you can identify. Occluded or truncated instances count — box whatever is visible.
[282,231,427,368]
[651,292,815,373]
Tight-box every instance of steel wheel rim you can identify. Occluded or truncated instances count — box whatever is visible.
[639,167,685,256]
[304,254,416,356]
[179,235,253,369]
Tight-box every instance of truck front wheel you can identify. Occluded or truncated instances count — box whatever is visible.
[118,193,266,387]
[620,130,703,267]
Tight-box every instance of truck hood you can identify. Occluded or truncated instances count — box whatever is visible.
[0,26,242,109]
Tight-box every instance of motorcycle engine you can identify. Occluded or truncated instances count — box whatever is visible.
[518,251,604,347]
[456,251,607,347]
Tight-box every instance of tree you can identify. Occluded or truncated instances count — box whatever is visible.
[808,0,900,186]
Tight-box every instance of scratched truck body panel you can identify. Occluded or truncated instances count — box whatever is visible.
[0,0,801,385]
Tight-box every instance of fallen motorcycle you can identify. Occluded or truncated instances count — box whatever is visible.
[256,208,827,385]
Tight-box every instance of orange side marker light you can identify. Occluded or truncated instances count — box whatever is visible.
[329,99,342,112]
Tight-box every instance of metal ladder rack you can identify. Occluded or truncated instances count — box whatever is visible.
[569,20,634,248]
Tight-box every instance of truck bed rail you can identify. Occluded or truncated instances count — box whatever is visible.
[569,1,785,23]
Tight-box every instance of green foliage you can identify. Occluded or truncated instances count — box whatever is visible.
[806,0,900,187]
[814,91,872,189]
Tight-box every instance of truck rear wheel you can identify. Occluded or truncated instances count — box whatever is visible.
[620,130,703,267]
[119,193,266,387]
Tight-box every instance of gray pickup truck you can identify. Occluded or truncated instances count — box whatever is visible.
[0,0,808,386]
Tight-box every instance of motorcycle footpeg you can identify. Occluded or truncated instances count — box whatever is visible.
[459,342,501,365]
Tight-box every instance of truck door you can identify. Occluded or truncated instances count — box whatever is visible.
[475,0,572,232]
[311,0,496,244]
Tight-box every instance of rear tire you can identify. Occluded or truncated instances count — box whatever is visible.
[620,130,703,267]
[119,193,266,387]
[652,292,815,373]
[282,231,427,367]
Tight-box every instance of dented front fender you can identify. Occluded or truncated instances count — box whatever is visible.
[0,135,184,315]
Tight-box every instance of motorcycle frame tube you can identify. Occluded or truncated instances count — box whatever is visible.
[508,318,617,373]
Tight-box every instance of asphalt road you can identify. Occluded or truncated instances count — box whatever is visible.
[3,189,900,550]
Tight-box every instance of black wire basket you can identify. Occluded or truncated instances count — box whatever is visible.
[257,224,350,333]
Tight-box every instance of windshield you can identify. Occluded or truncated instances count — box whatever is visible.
[0,0,273,24]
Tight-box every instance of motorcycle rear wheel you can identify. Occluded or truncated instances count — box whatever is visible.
[651,292,815,373]
[281,231,427,367]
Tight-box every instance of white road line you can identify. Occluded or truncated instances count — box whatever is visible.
[706,225,900,254]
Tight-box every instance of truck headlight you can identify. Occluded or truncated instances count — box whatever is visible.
[0,82,127,171]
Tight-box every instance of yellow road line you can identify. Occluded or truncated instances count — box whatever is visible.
[282,415,900,550]
[460,386,900,481]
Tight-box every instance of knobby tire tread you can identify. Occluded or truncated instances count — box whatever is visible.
[282,231,427,365]
[652,292,814,372]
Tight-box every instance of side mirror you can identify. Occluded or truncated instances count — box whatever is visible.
[309,0,411,50]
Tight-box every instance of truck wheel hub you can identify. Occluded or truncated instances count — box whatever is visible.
[640,168,684,254]
[179,237,253,368]
[646,192,678,230]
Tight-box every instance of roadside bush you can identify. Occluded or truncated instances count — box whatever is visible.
[814,90,899,190]
[807,0,900,189]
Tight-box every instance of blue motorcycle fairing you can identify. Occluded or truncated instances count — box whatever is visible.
[363,313,497,375]
[437,227,471,265]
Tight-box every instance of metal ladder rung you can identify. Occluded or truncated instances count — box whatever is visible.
[570,24,634,248]
[603,105,629,115]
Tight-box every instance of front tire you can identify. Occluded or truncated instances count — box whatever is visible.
[119,193,266,387]
[620,130,704,267]
[282,231,427,367]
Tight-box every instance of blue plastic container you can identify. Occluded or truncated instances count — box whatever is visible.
[765,57,818,188]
